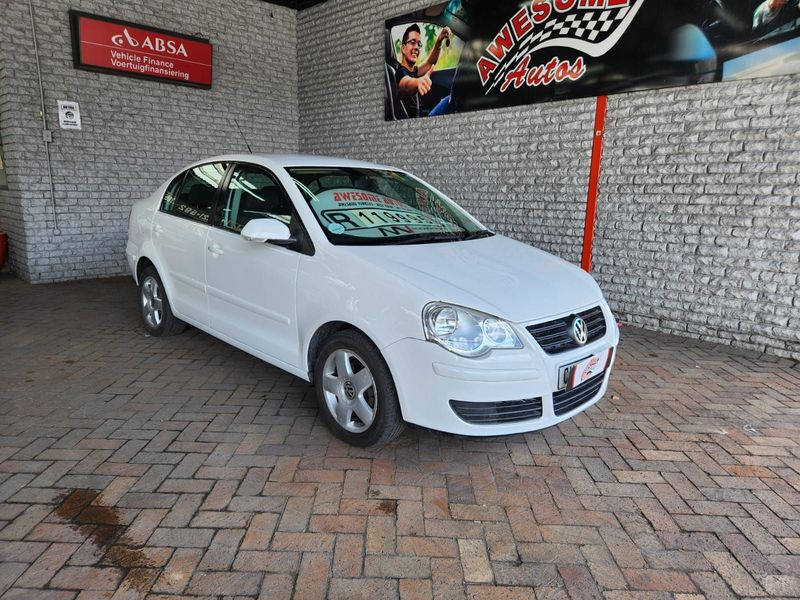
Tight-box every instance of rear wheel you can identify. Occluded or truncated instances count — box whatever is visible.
[314,330,405,447]
[138,266,186,337]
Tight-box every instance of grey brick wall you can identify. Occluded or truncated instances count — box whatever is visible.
[297,0,799,360]
[596,84,800,359]
[0,0,299,282]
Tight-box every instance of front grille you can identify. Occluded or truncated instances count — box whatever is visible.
[552,371,605,416]
[526,306,606,354]
[450,398,543,425]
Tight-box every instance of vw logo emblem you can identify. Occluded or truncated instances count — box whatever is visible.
[570,317,588,346]
[343,380,356,400]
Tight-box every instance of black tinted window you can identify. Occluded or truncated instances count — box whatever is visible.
[163,163,228,223]
[219,165,293,233]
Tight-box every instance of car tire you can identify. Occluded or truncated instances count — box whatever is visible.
[313,329,405,447]
[138,266,186,337]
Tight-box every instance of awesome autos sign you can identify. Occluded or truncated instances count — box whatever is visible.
[384,0,800,120]
[476,0,641,93]
[70,11,212,88]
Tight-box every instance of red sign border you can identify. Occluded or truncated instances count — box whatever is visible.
[68,10,213,89]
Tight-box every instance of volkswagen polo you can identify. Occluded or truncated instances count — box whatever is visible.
[126,154,619,446]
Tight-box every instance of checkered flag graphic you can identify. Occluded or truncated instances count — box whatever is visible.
[485,0,645,92]
[539,9,629,43]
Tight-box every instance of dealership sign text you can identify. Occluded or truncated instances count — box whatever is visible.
[476,0,643,92]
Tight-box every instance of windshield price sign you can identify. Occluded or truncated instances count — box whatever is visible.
[69,11,213,88]
[314,189,460,238]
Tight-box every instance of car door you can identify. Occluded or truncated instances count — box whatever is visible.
[151,162,229,326]
[205,163,306,369]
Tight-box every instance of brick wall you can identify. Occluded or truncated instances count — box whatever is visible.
[0,0,299,282]
[297,0,800,360]
[597,85,800,360]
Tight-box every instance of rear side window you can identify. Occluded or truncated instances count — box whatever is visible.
[161,163,229,224]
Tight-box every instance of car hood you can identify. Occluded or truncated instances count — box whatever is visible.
[338,234,605,323]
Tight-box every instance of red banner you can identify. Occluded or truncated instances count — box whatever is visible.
[70,11,212,88]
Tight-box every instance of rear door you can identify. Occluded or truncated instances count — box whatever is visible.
[152,162,229,326]
[205,163,306,368]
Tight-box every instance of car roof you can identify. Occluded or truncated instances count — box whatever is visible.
[187,153,402,172]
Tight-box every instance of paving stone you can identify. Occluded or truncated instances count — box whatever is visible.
[241,512,280,550]
[186,570,263,596]
[15,542,80,588]
[49,566,124,591]
[400,578,433,600]
[364,554,431,579]
[328,577,398,599]
[559,565,602,600]
[233,549,301,573]
[0,562,27,596]
[147,528,214,548]
[458,539,493,584]
[293,552,330,600]
[622,568,698,593]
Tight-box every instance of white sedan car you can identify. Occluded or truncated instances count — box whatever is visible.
[127,154,619,446]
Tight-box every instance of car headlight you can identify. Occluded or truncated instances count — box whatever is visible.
[422,302,523,357]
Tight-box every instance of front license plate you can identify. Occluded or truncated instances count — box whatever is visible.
[558,348,613,391]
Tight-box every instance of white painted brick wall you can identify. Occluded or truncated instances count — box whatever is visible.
[597,84,800,359]
[0,0,299,282]
[297,0,800,360]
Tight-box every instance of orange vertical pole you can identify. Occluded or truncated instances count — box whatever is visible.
[581,95,608,273]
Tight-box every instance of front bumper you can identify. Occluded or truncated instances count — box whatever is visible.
[382,306,619,436]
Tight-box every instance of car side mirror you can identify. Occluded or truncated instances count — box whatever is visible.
[240,218,293,244]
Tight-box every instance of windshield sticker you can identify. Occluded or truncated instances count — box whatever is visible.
[331,190,405,207]
[327,222,346,234]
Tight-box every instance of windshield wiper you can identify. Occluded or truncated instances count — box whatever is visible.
[392,233,467,245]
[331,230,494,246]
[461,230,494,240]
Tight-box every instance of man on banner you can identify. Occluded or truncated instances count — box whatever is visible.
[396,23,452,117]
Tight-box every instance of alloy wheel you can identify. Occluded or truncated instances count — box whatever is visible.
[321,349,377,433]
[141,276,164,329]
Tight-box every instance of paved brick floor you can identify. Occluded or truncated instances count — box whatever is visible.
[0,274,799,600]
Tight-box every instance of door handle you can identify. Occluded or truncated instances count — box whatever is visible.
[207,243,224,256]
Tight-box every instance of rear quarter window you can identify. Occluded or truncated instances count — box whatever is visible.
[161,173,185,214]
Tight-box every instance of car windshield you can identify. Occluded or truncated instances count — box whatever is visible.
[287,167,491,245]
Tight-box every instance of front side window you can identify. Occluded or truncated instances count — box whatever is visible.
[288,167,490,245]
[162,162,228,224]
[218,165,293,233]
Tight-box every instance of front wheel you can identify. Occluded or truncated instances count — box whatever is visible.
[313,330,405,447]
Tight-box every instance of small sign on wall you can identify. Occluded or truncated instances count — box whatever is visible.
[58,101,82,130]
